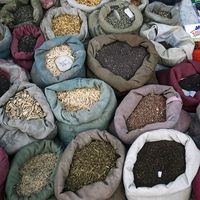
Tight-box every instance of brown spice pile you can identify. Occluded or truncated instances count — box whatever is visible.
[65,140,117,192]
[57,87,101,112]
[5,90,47,120]
[131,0,141,6]
[126,94,166,130]
[0,32,4,41]
[52,14,81,36]
[16,153,57,196]
[76,0,101,6]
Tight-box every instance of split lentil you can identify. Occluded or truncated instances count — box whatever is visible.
[52,14,81,36]
[65,140,117,192]
[153,9,171,18]
[5,90,47,120]
[57,87,101,112]
[0,74,10,97]
[76,0,101,6]
[18,35,37,52]
[45,45,74,76]
[16,153,57,196]
[126,94,166,130]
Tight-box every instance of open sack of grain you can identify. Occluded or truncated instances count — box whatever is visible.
[40,6,88,42]
[0,82,57,154]
[131,0,149,12]
[5,140,62,200]
[54,129,126,200]
[140,22,194,67]
[88,0,143,37]
[11,24,45,72]
[123,129,200,200]
[45,78,117,146]
[0,0,43,29]
[87,34,158,96]
[157,60,200,112]
[31,36,86,88]
[0,23,11,59]
[110,84,191,144]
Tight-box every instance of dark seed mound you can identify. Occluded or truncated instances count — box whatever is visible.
[18,35,37,52]
[0,74,10,97]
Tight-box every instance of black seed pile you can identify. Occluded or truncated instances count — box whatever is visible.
[18,35,37,52]
[0,74,10,97]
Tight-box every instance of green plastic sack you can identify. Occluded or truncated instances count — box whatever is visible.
[88,0,143,37]
[45,78,117,146]
[5,140,62,200]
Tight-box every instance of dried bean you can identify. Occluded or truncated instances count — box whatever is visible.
[18,35,37,52]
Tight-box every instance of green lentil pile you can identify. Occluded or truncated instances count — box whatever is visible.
[65,140,117,192]
[105,6,135,29]
[18,35,37,52]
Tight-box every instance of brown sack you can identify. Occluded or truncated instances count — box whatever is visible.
[87,34,159,95]
[54,129,126,200]
[112,84,191,144]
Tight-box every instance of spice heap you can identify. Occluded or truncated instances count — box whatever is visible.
[13,5,33,25]
[133,141,185,187]
[0,32,3,41]
[16,153,57,196]
[105,6,135,29]
[18,35,37,52]
[45,45,74,76]
[153,9,171,18]
[126,94,166,130]
[65,140,117,192]
[57,87,101,112]
[76,0,101,6]
[5,90,47,120]
[179,74,200,92]
[131,0,141,6]
[52,14,81,36]
[0,74,10,97]
[96,42,148,80]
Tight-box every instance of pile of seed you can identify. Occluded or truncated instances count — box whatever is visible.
[133,141,185,187]
[18,35,37,52]
[57,87,101,112]
[5,90,47,120]
[13,5,33,25]
[153,9,171,18]
[76,0,101,6]
[45,45,74,76]
[52,14,81,36]
[0,74,10,97]
[0,32,3,41]
[96,42,148,80]
[16,153,57,196]
[65,140,117,192]
[105,6,135,29]
[131,0,141,6]
[127,94,166,130]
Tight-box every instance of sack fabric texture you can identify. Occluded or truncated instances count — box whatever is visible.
[54,129,126,200]
[5,140,62,200]
[111,84,191,144]
[123,129,200,200]
[45,78,117,146]
[156,60,200,112]
[87,34,159,95]
[0,82,57,155]
[11,24,45,72]
[88,1,143,37]
[140,22,194,66]
[40,6,88,42]
[192,168,200,200]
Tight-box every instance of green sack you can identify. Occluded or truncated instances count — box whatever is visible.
[5,140,62,200]
[45,78,117,146]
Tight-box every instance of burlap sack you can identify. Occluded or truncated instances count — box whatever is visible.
[5,140,62,200]
[0,82,57,154]
[88,1,143,37]
[123,129,200,200]
[140,22,194,66]
[131,0,149,12]
[54,129,126,200]
[40,6,88,42]
[87,34,159,95]
[111,84,191,144]
[144,1,180,25]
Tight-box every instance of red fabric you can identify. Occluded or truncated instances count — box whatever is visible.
[192,168,200,200]
[0,148,9,200]
[156,60,200,112]
[11,24,45,71]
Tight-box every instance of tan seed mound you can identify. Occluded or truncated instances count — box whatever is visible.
[76,0,101,6]
[45,44,74,76]
[52,14,81,36]
[57,87,101,112]
[126,94,166,130]
[16,153,57,196]
[5,90,46,120]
